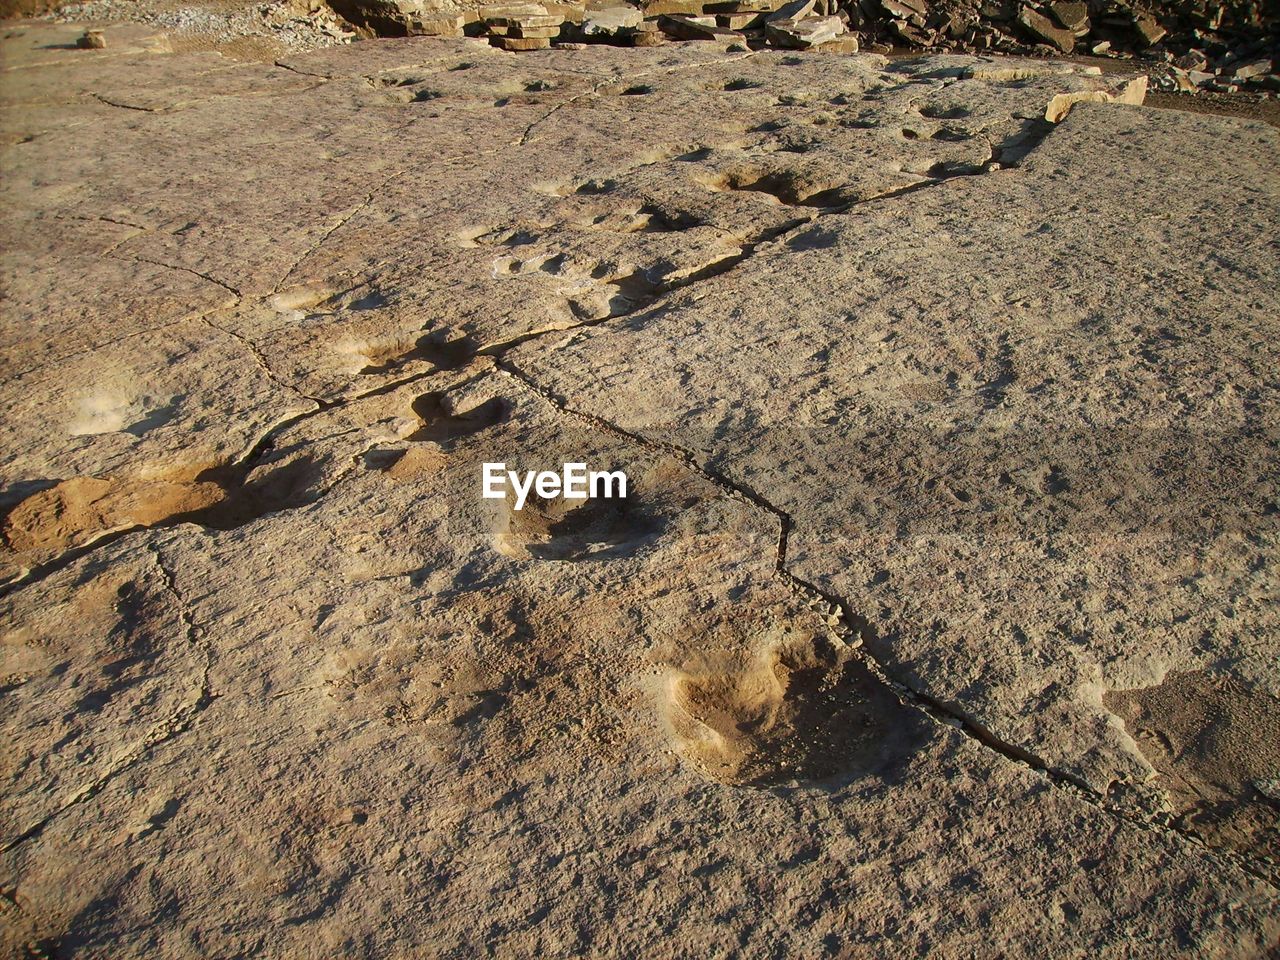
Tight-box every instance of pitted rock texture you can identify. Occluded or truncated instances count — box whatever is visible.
[1,20,1278,958]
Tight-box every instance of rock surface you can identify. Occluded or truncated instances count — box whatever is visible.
[1,21,1278,957]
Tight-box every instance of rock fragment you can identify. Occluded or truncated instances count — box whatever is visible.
[1044,74,1146,122]
[642,0,708,14]
[76,29,106,48]
[1130,13,1166,47]
[881,0,927,24]
[1173,49,1207,72]
[1047,1,1087,35]
[765,0,816,21]
[766,14,846,47]
[1233,58,1273,80]
[580,5,643,36]
[1016,6,1073,53]
[658,13,741,38]
[493,35,554,47]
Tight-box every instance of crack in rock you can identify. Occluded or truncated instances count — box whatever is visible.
[493,358,1280,891]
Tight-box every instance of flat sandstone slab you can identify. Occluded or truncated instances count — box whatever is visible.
[0,22,1277,958]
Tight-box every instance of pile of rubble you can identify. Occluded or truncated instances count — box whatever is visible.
[50,0,356,49]
[331,0,862,51]
[330,0,1278,95]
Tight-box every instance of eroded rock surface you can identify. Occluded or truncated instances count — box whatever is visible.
[1,21,1278,957]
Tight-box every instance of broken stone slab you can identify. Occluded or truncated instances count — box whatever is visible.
[1048,1,1088,35]
[1044,74,1146,122]
[406,14,466,35]
[1016,7,1073,53]
[480,1,551,17]
[658,13,741,38]
[881,0,926,16]
[814,34,859,52]
[1173,50,1208,72]
[881,0,926,26]
[642,0,708,14]
[580,5,643,36]
[706,0,787,10]
[486,11,567,27]
[6,27,1280,952]
[1233,58,1273,80]
[492,34,555,47]
[717,11,763,28]
[508,23,564,36]
[765,0,816,21]
[766,15,847,48]
[1131,14,1166,47]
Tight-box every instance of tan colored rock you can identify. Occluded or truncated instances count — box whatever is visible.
[717,11,762,28]
[642,0,706,13]
[766,14,846,48]
[1048,0,1087,32]
[1,27,1278,959]
[659,13,740,39]
[1016,6,1073,53]
[1044,75,1146,122]
[580,5,643,35]
[814,34,859,52]
[1131,13,1166,47]
[492,34,555,47]
[765,0,815,20]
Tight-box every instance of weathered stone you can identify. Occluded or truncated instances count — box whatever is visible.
[1173,50,1208,72]
[481,1,549,18]
[330,0,460,36]
[767,14,846,47]
[641,0,707,14]
[765,0,816,21]
[406,13,466,35]
[814,34,859,52]
[717,11,763,28]
[881,0,925,20]
[76,29,106,49]
[580,5,643,36]
[706,0,787,11]
[486,11,566,27]
[658,13,739,38]
[508,23,564,37]
[1044,74,1146,121]
[1233,58,1273,80]
[1131,14,1167,47]
[1016,6,1073,53]
[492,34,554,47]
[2,24,1280,959]
[881,0,926,16]
[1048,0,1088,34]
